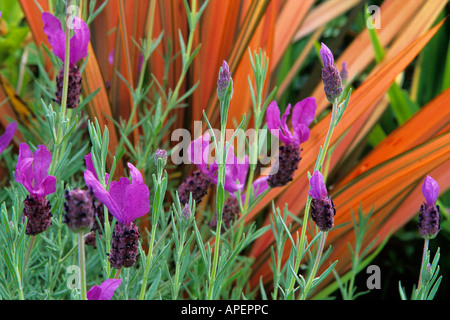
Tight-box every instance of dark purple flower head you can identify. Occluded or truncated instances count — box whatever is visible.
[217,60,233,101]
[42,12,90,65]
[84,162,149,226]
[22,195,52,236]
[422,175,439,205]
[267,143,301,188]
[0,122,17,155]
[63,188,96,233]
[87,279,122,300]
[320,43,343,103]
[109,221,140,269]
[15,143,57,200]
[308,170,328,200]
[309,171,335,232]
[209,196,240,232]
[266,97,316,147]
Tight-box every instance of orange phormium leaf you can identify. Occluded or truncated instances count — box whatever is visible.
[18,0,51,71]
[250,131,450,290]
[293,0,362,41]
[89,0,119,83]
[270,0,314,70]
[338,87,450,186]
[192,0,243,128]
[204,0,272,128]
[82,43,123,176]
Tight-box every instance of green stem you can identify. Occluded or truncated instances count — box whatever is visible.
[114,268,122,279]
[16,265,25,300]
[172,232,186,300]
[23,235,37,272]
[300,231,327,300]
[207,112,227,300]
[138,222,158,300]
[78,232,87,300]
[417,238,429,293]
[49,0,73,176]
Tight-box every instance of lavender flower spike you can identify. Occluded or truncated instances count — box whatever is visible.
[87,279,122,300]
[309,170,336,232]
[178,133,213,205]
[266,98,316,188]
[320,43,343,103]
[85,162,149,269]
[42,12,90,109]
[15,143,56,235]
[0,122,17,155]
[418,175,440,239]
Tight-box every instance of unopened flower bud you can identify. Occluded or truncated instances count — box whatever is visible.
[181,203,192,220]
[154,149,167,166]
[217,60,233,102]
[320,43,343,103]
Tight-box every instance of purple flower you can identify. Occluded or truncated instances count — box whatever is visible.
[85,153,109,184]
[84,162,150,226]
[308,170,328,200]
[87,279,122,300]
[209,145,249,194]
[265,98,316,188]
[0,122,17,155]
[308,170,336,232]
[320,43,343,103]
[418,175,440,239]
[266,97,316,147]
[422,175,439,206]
[188,132,213,174]
[15,143,57,200]
[42,12,89,109]
[41,12,90,65]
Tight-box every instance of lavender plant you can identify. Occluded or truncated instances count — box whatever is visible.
[0,0,446,303]
[399,176,443,300]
